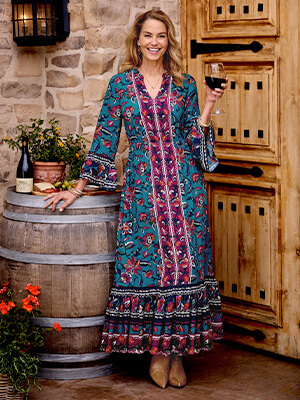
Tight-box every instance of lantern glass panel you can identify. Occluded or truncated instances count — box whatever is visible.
[14,3,33,37]
[36,3,56,36]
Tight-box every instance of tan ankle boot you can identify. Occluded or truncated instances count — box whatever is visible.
[149,354,170,389]
[169,354,187,387]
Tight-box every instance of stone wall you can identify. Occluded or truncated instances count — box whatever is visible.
[0,0,181,211]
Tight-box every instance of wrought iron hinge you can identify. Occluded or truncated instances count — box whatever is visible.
[224,322,266,341]
[191,40,263,58]
[214,164,263,178]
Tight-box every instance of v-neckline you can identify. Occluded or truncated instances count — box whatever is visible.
[135,68,167,101]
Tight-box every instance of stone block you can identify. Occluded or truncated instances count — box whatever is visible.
[83,52,115,76]
[46,91,54,109]
[83,79,108,102]
[127,0,147,5]
[0,37,10,49]
[14,104,43,123]
[0,104,13,124]
[0,171,10,183]
[81,104,100,128]
[99,2,131,25]
[14,51,42,77]
[47,70,81,88]
[47,112,77,136]
[47,36,85,52]
[5,127,19,142]
[83,0,130,28]
[0,140,18,171]
[57,91,84,111]
[0,55,12,79]
[0,20,11,33]
[69,3,86,32]
[51,54,81,69]
[159,1,180,25]
[82,0,100,29]
[81,128,94,143]
[85,27,125,50]
[1,82,41,99]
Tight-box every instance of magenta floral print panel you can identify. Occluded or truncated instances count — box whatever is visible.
[81,69,222,355]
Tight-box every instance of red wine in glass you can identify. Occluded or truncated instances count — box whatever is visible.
[205,76,226,90]
[204,63,226,115]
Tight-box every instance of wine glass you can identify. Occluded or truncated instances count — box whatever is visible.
[205,63,226,116]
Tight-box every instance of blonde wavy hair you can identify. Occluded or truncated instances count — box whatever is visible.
[120,9,185,86]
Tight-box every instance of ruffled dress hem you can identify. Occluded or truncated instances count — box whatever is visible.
[100,278,223,356]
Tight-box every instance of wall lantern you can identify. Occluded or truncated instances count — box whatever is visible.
[11,0,70,46]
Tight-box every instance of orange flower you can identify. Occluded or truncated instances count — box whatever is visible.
[0,282,9,294]
[0,301,8,315]
[7,301,15,311]
[22,296,33,312]
[0,300,15,314]
[25,284,41,296]
[22,304,33,312]
[53,322,61,332]
[29,295,39,308]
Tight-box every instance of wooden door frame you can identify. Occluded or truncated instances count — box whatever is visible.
[180,0,300,358]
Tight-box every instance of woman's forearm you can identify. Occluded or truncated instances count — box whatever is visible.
[75,178,89,191]
[200,99,215,125]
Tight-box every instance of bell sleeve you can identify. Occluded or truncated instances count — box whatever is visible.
[80,76,122,190]
[183,76,219,172]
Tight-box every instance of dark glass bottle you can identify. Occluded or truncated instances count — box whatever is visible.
[16,137,34,194]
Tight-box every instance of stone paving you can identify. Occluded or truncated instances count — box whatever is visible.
[29,342,300,400]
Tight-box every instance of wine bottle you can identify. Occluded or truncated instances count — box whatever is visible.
[16,136,34,194]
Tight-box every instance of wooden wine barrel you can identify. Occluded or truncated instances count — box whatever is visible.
[0,187,121,380]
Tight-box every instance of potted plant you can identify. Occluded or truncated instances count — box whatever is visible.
[0,282,61,399]
[1,118,89,183]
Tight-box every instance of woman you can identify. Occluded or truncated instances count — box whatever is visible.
[45,9,226,389]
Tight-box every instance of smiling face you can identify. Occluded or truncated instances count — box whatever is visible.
[137,19,168,66]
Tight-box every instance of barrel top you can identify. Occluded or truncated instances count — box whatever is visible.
[5,186,121,209]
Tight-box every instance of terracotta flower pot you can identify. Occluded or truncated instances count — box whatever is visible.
[33,161,66,184]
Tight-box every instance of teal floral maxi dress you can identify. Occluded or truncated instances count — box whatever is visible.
[80,68,223,356]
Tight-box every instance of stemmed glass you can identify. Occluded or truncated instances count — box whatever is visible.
[205,63,226,116]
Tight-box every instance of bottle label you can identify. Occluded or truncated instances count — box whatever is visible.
[16,178,33,193]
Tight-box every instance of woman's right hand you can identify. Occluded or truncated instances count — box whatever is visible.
[44,178,89,212]
[44,190,77,212]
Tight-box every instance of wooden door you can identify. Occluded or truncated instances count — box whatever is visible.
[182,0,300,358]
